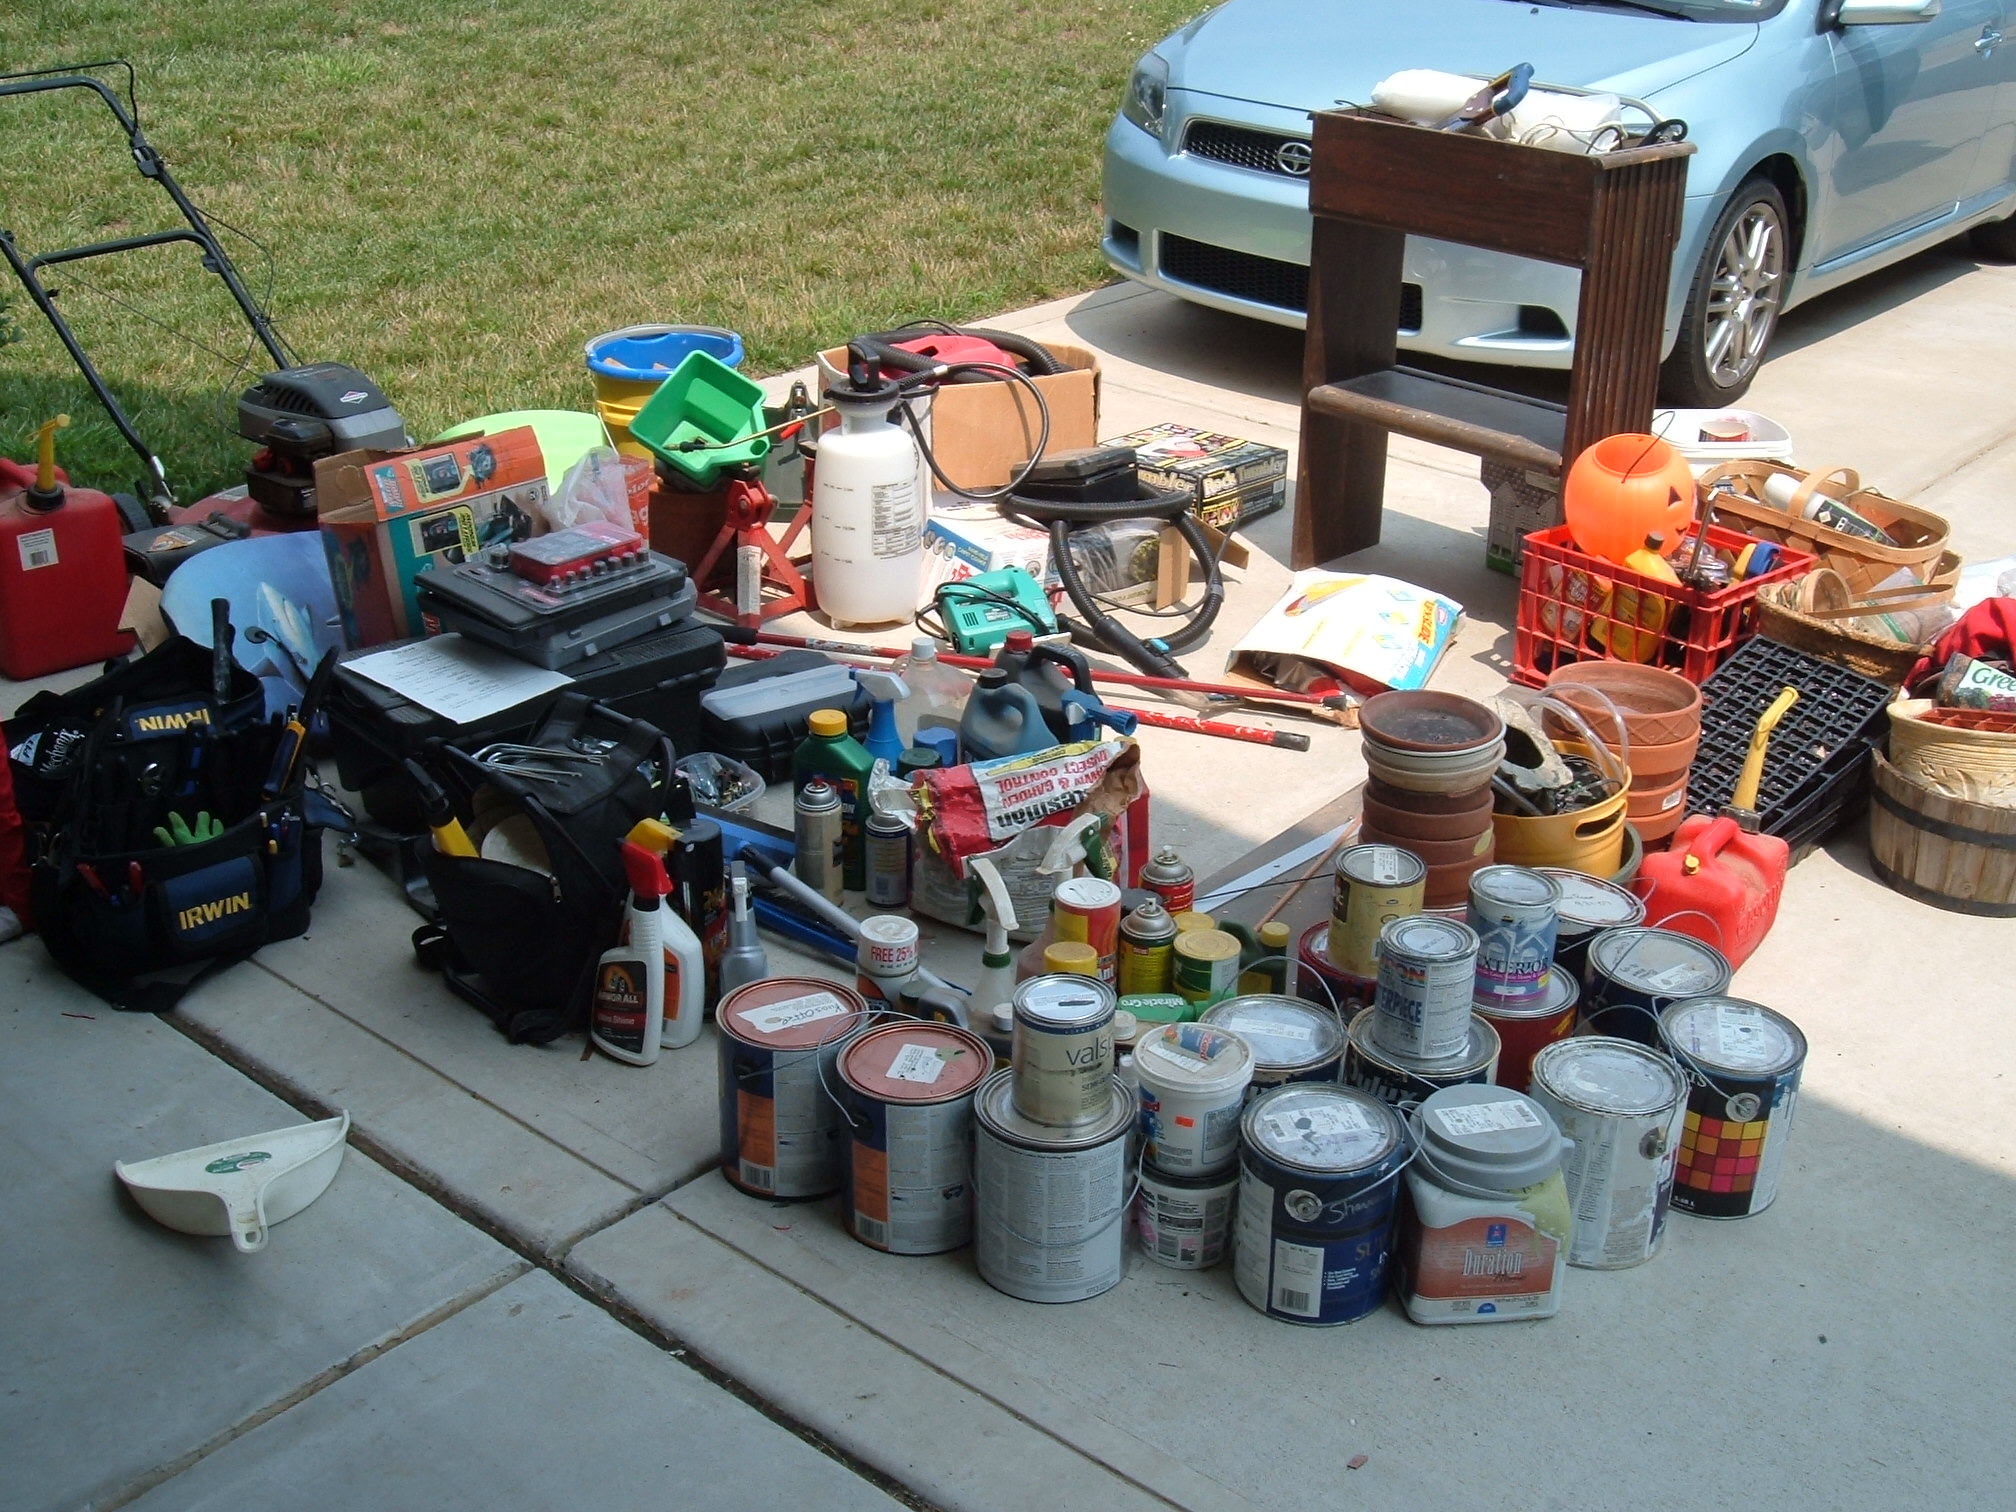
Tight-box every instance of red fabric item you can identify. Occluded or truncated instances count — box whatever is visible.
[1907,597,2016,694]
[0,718,30,928]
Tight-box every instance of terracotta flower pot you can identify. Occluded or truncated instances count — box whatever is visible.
[1544,663,1703,747]
[1626,728,1701,785]
[1365,776,1494,814]
[1626,769,1689,840]
[1358,822,1495,868]
[1362,788,1496,842]
[1360,691,1504,753]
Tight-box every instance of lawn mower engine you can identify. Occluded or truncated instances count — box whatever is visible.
[238,363,407,520]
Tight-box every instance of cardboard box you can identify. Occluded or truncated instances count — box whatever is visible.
[816,342,1101,491]
[1482,460,1565,575]
[317,427,549,648]
[1104,422,1288,532]
[921,500,1055,609]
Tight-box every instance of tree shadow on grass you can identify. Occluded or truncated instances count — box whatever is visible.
[0,364,248,503]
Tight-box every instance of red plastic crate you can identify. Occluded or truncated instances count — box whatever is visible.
[1512,523,1814,687]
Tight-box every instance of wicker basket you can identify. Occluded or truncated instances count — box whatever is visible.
[1697,459,1950,596]
[1754,551,1961,685]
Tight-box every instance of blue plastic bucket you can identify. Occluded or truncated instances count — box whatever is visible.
[585,324,744,381]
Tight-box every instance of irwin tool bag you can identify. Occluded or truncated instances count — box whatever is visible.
[27,629,329,1012]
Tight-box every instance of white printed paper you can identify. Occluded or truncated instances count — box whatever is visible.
[1434,1099,1544,1138]
[736,990,851,1036]
[346,633,573,724]
[1642,962,1713,994]
[885,1042,947,1084]
[1249,1018,1315,1044]
[1261,1100,1371,1145]
[16,527,56,571]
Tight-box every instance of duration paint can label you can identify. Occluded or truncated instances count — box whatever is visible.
[1134,1164,1238,1270]
[1659,997,1807,1219]
[1528,1036,1687,1269]
[1372,915,1479,1061]
[840,1022,991,1255]
[717,979,868,1200]
[1010,974,1117,1128]
[974,1070,1134,1303]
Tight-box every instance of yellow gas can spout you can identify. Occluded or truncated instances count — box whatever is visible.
[1725,686,1799,829]
[32,414,71,503]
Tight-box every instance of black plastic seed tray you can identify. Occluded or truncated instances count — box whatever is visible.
[1686,637,1893,855]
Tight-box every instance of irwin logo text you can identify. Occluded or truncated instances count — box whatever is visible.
[177,891,252,932]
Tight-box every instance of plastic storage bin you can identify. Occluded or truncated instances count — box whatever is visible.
[626,351,770,490]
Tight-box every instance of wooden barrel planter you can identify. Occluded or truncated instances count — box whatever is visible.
[1869,752,2016,916]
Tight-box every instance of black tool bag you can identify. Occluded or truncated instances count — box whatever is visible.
[410,694,673,1045]
[27,636,326,1012]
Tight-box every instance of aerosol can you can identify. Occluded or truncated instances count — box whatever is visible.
[811,365,925,627]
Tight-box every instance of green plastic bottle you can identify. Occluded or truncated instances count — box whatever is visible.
[793,708,876,892]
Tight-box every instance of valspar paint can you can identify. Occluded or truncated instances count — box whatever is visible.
[1201,995,1346,1091]
[1010,974,1117,1128]
[974,1068,1135,1303]
[1538,868,1644,987]
[1467,865,1560,1007]
[1342,1007,1499,1108]
[1372,915,1479,1062]
[1135,1161,1239,1270]
[1234,1084,1408,1326]
[1658,997,1807,1219]
[839,1021,993,1255]
[1527,1036,1687,1268]
[1584,928,1731,1046]
[1329,844,1426,980]
[1052,875,1124,985]
[1473,967,1580,1095]
[1133,1022,1255,1175]
[716,978,869,1199]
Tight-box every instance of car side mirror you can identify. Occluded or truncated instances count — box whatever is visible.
[1835,0,1943,25]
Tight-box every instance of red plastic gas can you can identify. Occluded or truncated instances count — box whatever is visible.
[1630,814,1787,970]
[0,457,135,679]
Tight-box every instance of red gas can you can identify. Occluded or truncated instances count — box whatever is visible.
[1630,814,1787,970]
[1,421,135,680]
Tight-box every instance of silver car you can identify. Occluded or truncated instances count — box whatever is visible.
[1102,0,2016,403]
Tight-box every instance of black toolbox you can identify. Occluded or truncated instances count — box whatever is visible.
[697,649,871,781]
[328,619,724,831]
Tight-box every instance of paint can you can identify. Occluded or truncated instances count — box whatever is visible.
[1140,845,1196,914]
[1173,928,1244,1008]
[1472,967,1580,1095]
[1051,875,1124,985]
[1658,997,1807,1219]
[1342,1007,1499,1108]
[1233,1084,1409,1326]
[1296,920,1374,1015]
[1329,844,1426,979]
[1526,1036,1687,1268]
[1134,1161,1239,1270]
[973,1067,1135,1303]
[1584,927,1731,1045]
[1201,995,1347,1090]
[863,811,911,908]
[1537,868,1645,987]
[716,978,869,1199]
[1010,973,1117,1128]
[1371,915,1480,1062]
[1133,1022,1256,1175]
[1466,865,1560,1007]
[838,1021,992,1254]
[1117,898,1178,995]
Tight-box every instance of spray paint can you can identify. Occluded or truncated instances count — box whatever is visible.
[1141,846,1196,914]
[856,914,922,1014]
[794,779,844,903]
[864,811,911,908]
[1342,1008,1499,1108]
[1372,915,1480,1062]
[1010,973,1118,1128]
[1051,876,1124,985]
[1134,1162,1239,1270]
[1658,997,1807,1219]
[716,978,869,1198]
[1118,898,1179,995]
[1466,865,1560,1008]
[1329,844,1426,980]
[838,1021,992,1255]
[1527,1036,1688,1268]
[1173,928,1243,1009]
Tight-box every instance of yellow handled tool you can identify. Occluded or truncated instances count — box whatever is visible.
[1724,685,1798,830]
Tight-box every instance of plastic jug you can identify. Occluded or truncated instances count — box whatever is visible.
[993,630,1095,741]
[891,637,972,744]
[809,381,924,627]
[959,670,1054,761]
[1,417,135,679]
[1631,815,1785,969]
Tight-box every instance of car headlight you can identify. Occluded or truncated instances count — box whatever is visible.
[1121,53,1169,140]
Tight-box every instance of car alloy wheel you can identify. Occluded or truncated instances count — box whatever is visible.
[1703,201,1785,389]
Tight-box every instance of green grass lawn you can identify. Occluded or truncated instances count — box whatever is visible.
[1,0,1199,500]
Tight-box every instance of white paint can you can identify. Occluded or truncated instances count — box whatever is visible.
[1527,1036,1687,1269]
[1371,915,1480,1062]
[1010,973,1117,1128]
[1133,1021,1255,1176]
[1134,1161,1239,1270]
[974,1067,1134,1303]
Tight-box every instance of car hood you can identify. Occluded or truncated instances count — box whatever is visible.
[1167,0,1758,115]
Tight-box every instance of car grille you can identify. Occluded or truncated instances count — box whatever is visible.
[1159,234,1422,330]
[1183,121,1309,179]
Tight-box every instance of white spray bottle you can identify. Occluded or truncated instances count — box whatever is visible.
[591,843,670,1065]
[971,857,1019,1062]
[716,863,770,997]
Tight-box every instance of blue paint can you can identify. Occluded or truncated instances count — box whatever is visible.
[1233,1084,1409,1326]
[1583,927,1731,1046]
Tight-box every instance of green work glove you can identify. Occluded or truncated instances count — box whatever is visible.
[152,811,223,847]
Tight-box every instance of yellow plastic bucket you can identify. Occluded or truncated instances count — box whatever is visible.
[1492,788,1629,875]
[586,325,743,458]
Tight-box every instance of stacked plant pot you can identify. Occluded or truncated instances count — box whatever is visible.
[1358,693,1505,907]
[1544,664,1703,844]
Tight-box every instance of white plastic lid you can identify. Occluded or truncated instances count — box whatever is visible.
[700,663,857,720]
[1133,1022,1255,1095]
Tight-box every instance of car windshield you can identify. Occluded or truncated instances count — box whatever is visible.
[1510,0,1786,20]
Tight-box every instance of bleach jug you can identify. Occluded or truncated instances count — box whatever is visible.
[0,416,134,679]
[959,670,1054,761]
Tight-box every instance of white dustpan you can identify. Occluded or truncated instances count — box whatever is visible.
[115,1112,350,1253]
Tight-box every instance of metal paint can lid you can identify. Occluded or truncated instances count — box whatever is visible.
[1347,1007,1500,1082]
[1538,868,1646,933]
[1529,1036,1685,1117]
[1415,1085,1564,1194]
[1242,1084,1401,1175]
[1473,965,1580,1022]
[974,1066,1134,1150]
[1469,864,1561,912]
[1134,1022,1256,1095]
[1658,997,1806,1076]
[1338,844,1426,889]
[1377,914,1479,965]
[1012,973,1117,1030]
[718,978,867,1049]
[1201,995,1345,1074]
[839,1022,992,1104]
[1589,927,1730,997]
